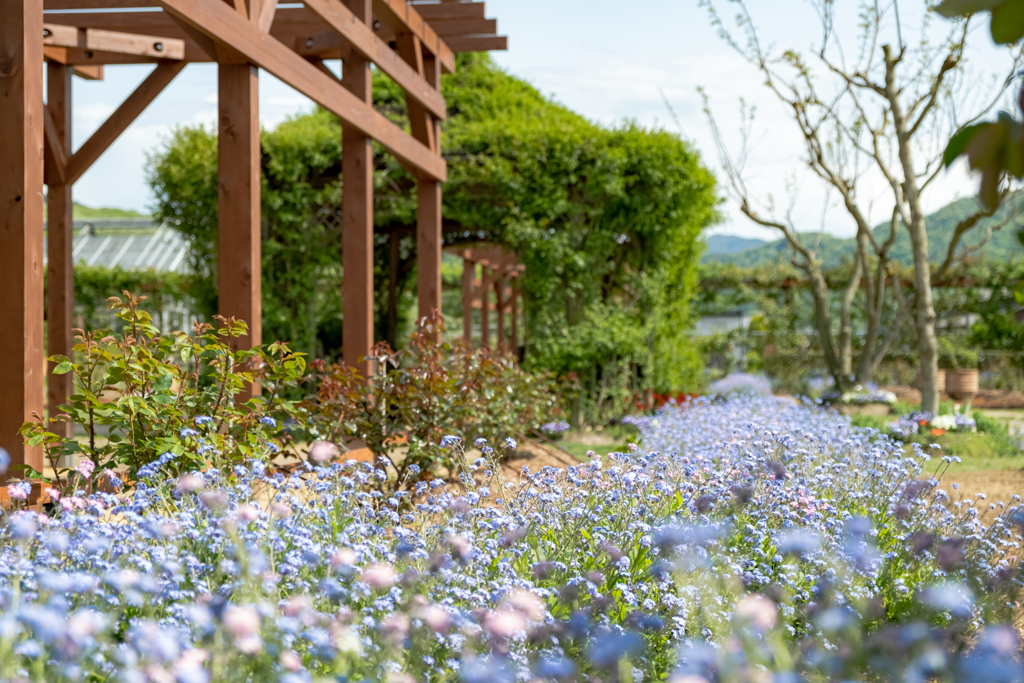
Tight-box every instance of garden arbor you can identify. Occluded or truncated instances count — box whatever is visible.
[0,0,506,480]
[451,245,524,353]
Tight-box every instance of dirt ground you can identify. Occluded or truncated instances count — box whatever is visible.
[941,469,1024,506]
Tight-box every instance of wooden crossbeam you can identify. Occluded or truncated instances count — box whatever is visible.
[303,0,446,120]
[73,65,104,79]
[43,105,68,185]
[413,2,487,20]
[429,18,496,37]
[43,23,185,59]
[444,35,506,52]
[373,0,455,73]
[157,0,446,180]
[66,61,186,184]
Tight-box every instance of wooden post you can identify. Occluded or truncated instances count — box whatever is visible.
[217,61,262,400]
[510,283,519,355]
[0,0,46,480]
[341,0,374,378]
[417,180,442,335]
[480,266,490,350]
[387,231,399,349]
[462,258,474,343]
[47,63,74,437]
[495,276,505,352]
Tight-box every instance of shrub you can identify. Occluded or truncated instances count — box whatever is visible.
[285,314,558,480]
[1,396,1021,682]
[20,293,304,492]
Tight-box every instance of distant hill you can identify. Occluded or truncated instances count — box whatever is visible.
[702,195,1024,267]
[705,234,767,255]
[43,200,148,220]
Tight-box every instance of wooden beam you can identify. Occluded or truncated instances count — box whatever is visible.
[43,23,186,59]
[495,275,505,350]
[342,0,375,379]
[255,0,278,32]
[428,18,497,37]
[443,35,506,52]
[218,62,262,400]
[43,105,68,186]
[157,0,446,181]
[462,258,473,342]
[413,2,486,20]
[373,0,455,73]
[0,0,46,481]
[46,63,75,439]
[510,284,518,353]
[395,33,436,150]
[66,60,186,184]
[417,180,442,335]
[303,0,446,120]
[480,266,490,349]
[73,64,104,80]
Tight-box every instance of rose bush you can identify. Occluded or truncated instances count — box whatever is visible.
[0,396,1021,682]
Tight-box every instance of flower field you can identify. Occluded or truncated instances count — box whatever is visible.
[1,396,1023,682]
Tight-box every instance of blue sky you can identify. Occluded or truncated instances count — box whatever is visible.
[58,0,1019,239]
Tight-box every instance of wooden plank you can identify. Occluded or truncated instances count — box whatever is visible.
[479,266,490,349]
[342,0,375,380]
[46,63,75,439]
[373,0,455,73]
[417,180,442,335]
[218,62,262,400]
[73,64,104,80]
[255,0,278,31]
[395,33,436,150]
[303,0,446,120]
[43,23,185,58]
[43,105,68,185]
[0,0,46,481]
[66,61,186,184]
[495,276,505,349]
[443,34,506,52]
[428,18,496,37]
[413,2,486,20]
[510,285,518,352]
[462,257,473,341]
[157,0,446,181]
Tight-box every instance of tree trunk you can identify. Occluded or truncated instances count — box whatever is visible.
[837,247,864,378]
[883,44,940,412]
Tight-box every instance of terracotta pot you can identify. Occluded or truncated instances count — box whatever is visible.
[945,369,979,401]
[916,369,946,394]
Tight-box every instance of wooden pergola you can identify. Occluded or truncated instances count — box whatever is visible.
[449,245,523,353]
[0,0,506,480]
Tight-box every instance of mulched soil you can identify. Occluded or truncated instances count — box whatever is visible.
[881,386,1024,410]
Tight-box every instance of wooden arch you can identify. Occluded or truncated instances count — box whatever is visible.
[449,245,524,354]
[0,0,507,480]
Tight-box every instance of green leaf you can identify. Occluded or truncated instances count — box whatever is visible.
[943,123,986,167]
[991,0,1024,42]
[934,0,1004,18]
[52,360,74,375]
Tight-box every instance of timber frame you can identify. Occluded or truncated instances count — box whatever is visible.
[449,245,524,354]
[0,0,506,480]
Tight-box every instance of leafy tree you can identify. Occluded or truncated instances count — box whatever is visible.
[147,55,718,417]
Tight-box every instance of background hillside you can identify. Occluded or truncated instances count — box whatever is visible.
[702,195,1024,267]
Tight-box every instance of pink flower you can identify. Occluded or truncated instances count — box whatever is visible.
[271,503,292,519]
[45,487,60,502]
[237,504,260,522]
[501,589,545,621]
[331,548,357,570]
[177,474,205,494]
[415,604,451,633]
[223,605,261,638]
[483,610,526,639]
[734,594,778,631]
[7,484,27,501]
[360,563,397,589]
[309,441,339,464]
[74,458,95,479]
[280,650,303,672]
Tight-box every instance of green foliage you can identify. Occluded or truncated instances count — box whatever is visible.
[70,264,195,331]
[289,315,558,481]
[20,294,305,490]
[938,332,980,369]
[146,54,718,416]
